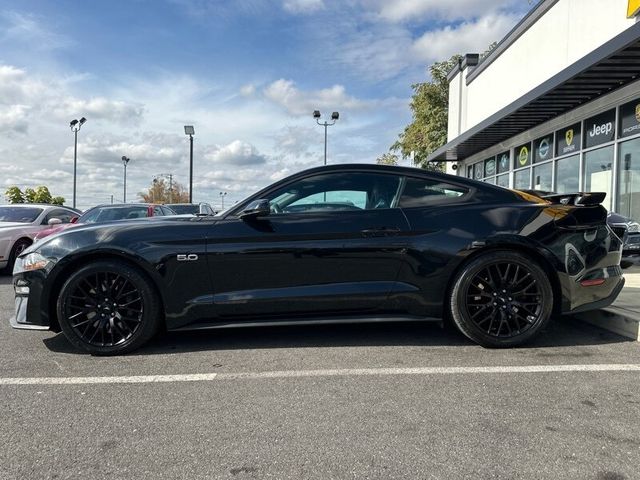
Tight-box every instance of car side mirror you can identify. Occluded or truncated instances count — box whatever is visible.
[239,199,270,220]
[48,218,62,226]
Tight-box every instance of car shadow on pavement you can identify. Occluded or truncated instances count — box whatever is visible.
[0,275,13,285]
[42,315,633,356]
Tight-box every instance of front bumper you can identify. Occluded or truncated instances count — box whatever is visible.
[9,270,51,330]
[10,293,48,330]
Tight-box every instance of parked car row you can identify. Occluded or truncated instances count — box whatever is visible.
[0,202,216,273]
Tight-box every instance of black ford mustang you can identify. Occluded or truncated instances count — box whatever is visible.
[11,164,624,355]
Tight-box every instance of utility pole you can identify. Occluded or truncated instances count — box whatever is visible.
[313,110,339,165]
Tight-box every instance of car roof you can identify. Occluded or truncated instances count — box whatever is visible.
[0,204,78,211]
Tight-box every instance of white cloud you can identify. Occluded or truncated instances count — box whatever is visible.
[373,0,522,23]
[283,0,325,14]
[412,13,519,62]
[0,65,144,133]
[204,140,267,166]
[263,79,369,116]
[239,84,256,96]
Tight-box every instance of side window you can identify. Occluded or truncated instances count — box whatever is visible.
[43,209,74,224]
[266,172,401,214]
[153,206,163,216]
[399,177,468,208]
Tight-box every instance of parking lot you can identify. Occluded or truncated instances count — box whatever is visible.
[1,274,639,480]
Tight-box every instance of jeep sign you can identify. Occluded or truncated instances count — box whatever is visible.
[584,109,616,148]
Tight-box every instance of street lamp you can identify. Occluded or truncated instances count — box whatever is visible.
[121,156,130,203]
[69,117,87,208]
[313,110,339,165]
[184,125,195,203]
[219,191,227,210]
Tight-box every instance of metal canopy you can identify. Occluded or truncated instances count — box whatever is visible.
[428,22,640,162]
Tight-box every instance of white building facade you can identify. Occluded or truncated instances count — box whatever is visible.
[430,0,640,222]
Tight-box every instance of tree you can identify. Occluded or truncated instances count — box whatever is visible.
[391,44,497,171]
[4,186,65,205]
[5,186,24,204]
[139,178,190,204]
[376,153,399,166]
[391,54,462,171]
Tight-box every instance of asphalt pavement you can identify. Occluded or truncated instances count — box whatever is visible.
[1,274,639,480]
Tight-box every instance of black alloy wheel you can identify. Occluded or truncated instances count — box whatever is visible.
[57,261,160,355]
[449,250,553,347]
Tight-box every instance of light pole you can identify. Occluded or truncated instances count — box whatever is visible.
[154,173,174,203]
[121,156,130,203]
[69,117,87,208]
[313,110,339,165]
[184,126,195,203]
[219,191,227,210]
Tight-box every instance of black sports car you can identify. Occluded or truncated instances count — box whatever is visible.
[10,164,624,354]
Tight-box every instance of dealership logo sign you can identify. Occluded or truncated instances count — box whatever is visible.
[499,154,508,170]
[589,121,613,138]
[565,129,574,147]
[518,146,529,166]
[538,139,550,159]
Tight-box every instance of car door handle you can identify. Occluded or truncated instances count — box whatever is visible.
[361,227,401,237]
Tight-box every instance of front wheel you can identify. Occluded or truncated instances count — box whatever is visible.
[449,250,553,348]
[57,260,161,355]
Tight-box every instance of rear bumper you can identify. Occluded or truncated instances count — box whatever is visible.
[564,275,625,315]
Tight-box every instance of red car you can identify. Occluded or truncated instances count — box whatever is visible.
[33,203,176,241]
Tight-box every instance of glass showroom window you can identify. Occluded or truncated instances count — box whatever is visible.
[583,145,614,211]
[496,174,509,187]
[514,168,531,189]
[555,154,579,193]
[618,137,640,222]
[532,162,552,191]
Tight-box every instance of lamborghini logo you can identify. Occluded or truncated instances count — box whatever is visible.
[635,104,640,123]
[566,129,574,146]
[518,146,529,166]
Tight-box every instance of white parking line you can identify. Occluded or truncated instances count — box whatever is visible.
[1,364,640,386]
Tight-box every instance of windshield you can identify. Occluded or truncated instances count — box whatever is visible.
[167,204,198,215]
[0,206,43,223]
[80,206,149,224]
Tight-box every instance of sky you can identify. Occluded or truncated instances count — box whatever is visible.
[0,0,537,209]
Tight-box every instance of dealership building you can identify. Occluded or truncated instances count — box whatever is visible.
[430,0,640,222]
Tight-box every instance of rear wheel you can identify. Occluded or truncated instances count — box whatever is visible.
[449,250,553,347]
[57,260,161,355]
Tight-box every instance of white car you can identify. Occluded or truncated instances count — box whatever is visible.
[0,204,79,272]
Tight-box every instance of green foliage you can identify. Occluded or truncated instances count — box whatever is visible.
[4,186,24,204]
[391,54,462,171]
[4,186,65,205]
[376,153,399,166]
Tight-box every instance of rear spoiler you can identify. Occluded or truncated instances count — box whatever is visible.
[541,192,606,206]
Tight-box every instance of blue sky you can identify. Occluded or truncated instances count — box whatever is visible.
[0,0,535,209]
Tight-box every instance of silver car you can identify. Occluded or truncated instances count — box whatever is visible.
[0,204,79,272]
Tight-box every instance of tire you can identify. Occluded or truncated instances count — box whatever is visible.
[2,239,31,274]
[449,250,553,348]
[57,260,161,355]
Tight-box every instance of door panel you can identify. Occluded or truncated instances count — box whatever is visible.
[206,208,411,319]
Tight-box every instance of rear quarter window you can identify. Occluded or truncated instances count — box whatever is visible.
[399,177,469,208]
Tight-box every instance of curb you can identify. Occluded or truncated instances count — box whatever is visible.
[572,307,640,341]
